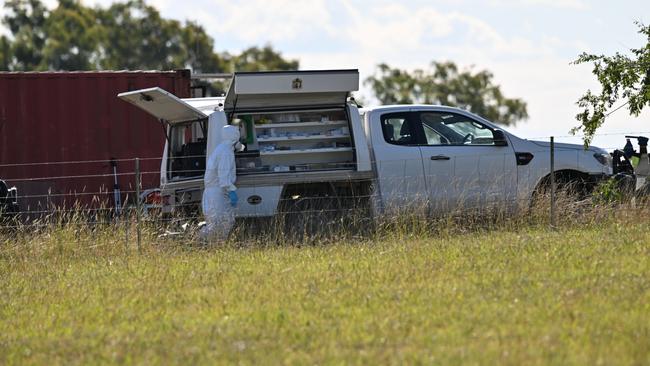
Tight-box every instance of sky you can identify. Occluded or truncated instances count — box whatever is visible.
[3,0,650,149]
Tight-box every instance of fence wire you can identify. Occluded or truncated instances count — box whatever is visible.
[1,131,648,238]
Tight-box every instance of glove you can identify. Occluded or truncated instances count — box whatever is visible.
[228,190,238,207]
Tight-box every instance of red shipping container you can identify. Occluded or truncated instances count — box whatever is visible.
[0,70,191,215]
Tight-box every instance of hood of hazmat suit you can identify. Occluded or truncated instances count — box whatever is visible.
[204,125,240,191]
[200,125,241,241]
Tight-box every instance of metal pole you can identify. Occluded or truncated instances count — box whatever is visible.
[135,158,142,253]
[191,72,233,80]
[124,192,129,252]
[550,136,556,228]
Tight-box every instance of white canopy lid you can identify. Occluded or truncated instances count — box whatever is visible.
[223,69,359,112]
[182,97,225,115]
[118,87,207,123]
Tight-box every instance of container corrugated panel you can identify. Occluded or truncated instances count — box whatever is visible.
[0,70,191,215]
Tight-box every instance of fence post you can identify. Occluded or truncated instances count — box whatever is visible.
[124,206,129,251]
[135,158,142,253]
[124,190,129,252]
[550,136,556,229]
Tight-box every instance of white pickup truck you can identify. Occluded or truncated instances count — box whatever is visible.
[118,69,611,219]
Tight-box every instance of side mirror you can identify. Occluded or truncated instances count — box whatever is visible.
[493,129,508,146]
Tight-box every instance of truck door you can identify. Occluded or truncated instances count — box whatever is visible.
[412,110,517,213]
[371,112,427,212]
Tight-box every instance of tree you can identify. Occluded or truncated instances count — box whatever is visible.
[96,0,193,70]
[200,45,299,96]
[1,0,296,74]
[230,45,298,72]
[41,0,102,70]
[573,22,650,146]
[181,21,224,73]
[365,62,529,126]
[2,0,48,70]
[365,64,418,105]
[0,36,11,70]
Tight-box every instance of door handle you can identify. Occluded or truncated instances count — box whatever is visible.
[430,155,450,161]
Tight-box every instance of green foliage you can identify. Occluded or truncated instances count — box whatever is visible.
[94,0,221,71]
[0,36,11,70]
[181,21,224,73]
[2,0,48,70]
[196,45,299,96]
[3,0,104,70]
[573,22,650,146]
[95,0,183,70]
[365,61,529,126]
[230,45,299,72]
[42,0,102,70]
[593,177,625,204]
[0,0,298,73]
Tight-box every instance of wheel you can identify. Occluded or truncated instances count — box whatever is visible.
[278,182,374,241]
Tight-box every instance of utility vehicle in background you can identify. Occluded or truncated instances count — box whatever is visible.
[118,69,612,220]
[0,179,19,222]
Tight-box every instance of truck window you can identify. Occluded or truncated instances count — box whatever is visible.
[418,112,495,146]
[168,120,207,179]
[423,123,449,145]
[381,113,415,145]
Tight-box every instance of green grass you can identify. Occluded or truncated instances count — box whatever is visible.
[1,220,649,365]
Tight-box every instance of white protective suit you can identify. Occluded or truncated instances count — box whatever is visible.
[200,125,240,241]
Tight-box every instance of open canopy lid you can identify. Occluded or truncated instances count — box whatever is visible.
[223,69,359,112]
[118,87,207,123]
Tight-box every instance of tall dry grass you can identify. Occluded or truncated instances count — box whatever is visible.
[2,179,648,253]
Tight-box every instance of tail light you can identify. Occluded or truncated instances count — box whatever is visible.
[144,190,162,205]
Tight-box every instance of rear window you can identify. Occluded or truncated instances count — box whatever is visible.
[380,113,415,145]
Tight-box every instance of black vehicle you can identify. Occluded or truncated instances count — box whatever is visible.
[0,179,19,223]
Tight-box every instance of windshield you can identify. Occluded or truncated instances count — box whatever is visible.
[168,120,207,180]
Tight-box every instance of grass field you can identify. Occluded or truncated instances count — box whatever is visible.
[1,215,649,365]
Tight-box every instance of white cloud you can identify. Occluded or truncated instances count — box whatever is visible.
[489,0,588,10]
[332,3,454,54]
[525,0,588,9]
[201,0,336,45]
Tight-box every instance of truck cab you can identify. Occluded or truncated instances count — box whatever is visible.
[361,105,612,215]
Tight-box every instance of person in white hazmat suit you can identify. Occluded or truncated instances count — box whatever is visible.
[199,125,242,241]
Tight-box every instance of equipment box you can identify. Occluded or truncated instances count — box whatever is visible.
[224,70,359,175]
